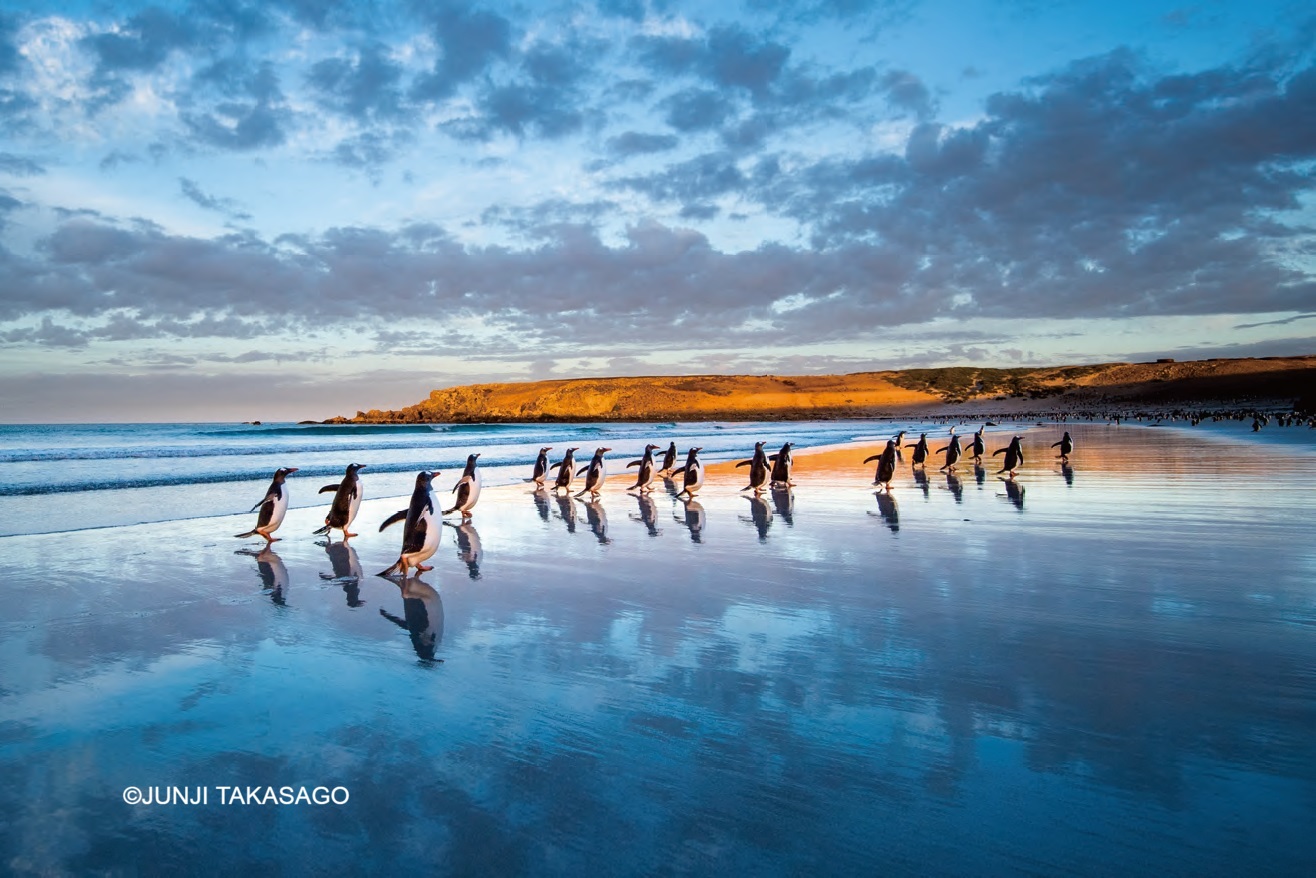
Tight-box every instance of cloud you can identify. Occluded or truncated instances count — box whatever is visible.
[605,131,680,158]
[179,178,252,220]
[306,43,406,122]
[0,152,44,176]
[409,3,512,102]
[182,63,289,150]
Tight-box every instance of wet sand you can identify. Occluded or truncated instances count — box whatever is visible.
[1,424,1314,874]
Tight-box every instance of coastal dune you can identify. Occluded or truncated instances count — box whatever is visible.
[332,356,1315,423]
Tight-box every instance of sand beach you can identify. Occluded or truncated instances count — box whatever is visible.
[1,421,1314,873]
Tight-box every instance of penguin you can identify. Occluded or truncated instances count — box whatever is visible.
[892,430,907,461]
[444,453,482,518]
[864,440,898,492]
[235,467,298,544]
[529,446,553,486]
[671,447,704,498]
[550,447,579,493]
[575,447,611,498]
[313,462,366,540]
[768,442,795,486]
[736,441,770,493]
[936,429,962,472]
[378,470,442,577]
[993,436,1025,477]
[968,427,986,465]
[655,441,678,476]
[906,433,929,467]
[626,444,660,493]
[1051,431,1073,463]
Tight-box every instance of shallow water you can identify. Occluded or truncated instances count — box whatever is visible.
[1,424,1314,874]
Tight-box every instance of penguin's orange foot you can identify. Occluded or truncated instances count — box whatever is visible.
[417,564,433,572]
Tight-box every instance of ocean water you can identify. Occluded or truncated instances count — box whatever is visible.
[1,421,1314,874]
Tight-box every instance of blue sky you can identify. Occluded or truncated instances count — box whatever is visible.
[0,0,1312,421]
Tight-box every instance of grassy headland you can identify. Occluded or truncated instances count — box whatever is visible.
[327,355,1315,423]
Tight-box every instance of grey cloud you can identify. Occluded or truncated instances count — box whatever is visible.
[182,64,288,150]
[662,88,735,132]
[0,152,43,176]
[99,150,140,171]
[1233,313,1316,330]
[82,6,193,74]
[410,4,512,101]
[450,83,585,141]
[307,44,406,122]
[179,178,252,220]
[879,69,935,118]
[632,25,789,98]
[612,151,748,204]
[0,13,20,77]
[605,132,679,158]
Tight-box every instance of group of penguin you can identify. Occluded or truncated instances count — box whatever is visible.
[860,427,1070,491]
[234,429,1071,577]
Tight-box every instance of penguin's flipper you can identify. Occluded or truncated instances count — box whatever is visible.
[735,460,751,467]
[1051,441,1061,448]
[577,465,590,476]
[319,483,341,494]
[312,524,330,536]
[863,454,880,463]
[935,445,948,454]
[627,460,642,468]
[768,454,778,461]
[452,475,472,494]
[248,493,274,513]
[992,448,1006,456]
[549,462,564,471]
[379,510,407,531]
[671,466,687,477]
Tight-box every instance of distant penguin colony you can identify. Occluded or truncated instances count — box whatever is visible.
[234,423,1085,580]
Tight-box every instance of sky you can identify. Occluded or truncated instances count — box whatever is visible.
[0,0,1313,422]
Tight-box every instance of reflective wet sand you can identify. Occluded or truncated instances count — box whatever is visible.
[1,424,1313,873]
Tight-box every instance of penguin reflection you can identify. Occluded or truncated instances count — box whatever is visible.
[741,493,772,541]
[974,463,986,486]
[237,546,288,605]
[675,498,705,543]
[1060,463,1074,486]
[577,497,611,544]
[379,576,444,662]
[912,467,930,500]
[317,538,364,607]
[446,521,483,579]
[1000,478,1025,510]
[532,486,552,522]
[630,492,662,536]
[869,491,899,533]
[770,486,795,526]
[555,493,578,533]
[945,471,964,503]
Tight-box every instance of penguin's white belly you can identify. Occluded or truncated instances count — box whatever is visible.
[596,461,607,489]
[464,473,482,510]
[404,507,441,564]
[346,486,362,527]
[688,464,704,493]
[266,492,289,532]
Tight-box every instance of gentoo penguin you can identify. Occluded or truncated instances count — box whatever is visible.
[936,429,962,472]
[892,431,907,461]
[575,447,611,498]
[313,462,366,540]
[444,453,482,518]
[864,440,898,492]
[906,433,929,467]
[529,446,553,486]
[379,576,444,662]
[235,467,298,544]
[378,470,441,577]
[968,427,986,465]
[671,447,704,498]
[769,442,795,486]
[655,442,678,476]
[993,436,1025,477]
[737,441,770,493]
[626,444,660,493]
[550,447,579,493]
[1051,431,1073,463]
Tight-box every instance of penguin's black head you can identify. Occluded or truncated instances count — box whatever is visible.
[348,462,366,473]
[418,470,439,486]
[599,447,612,454]
[690,446,702,454]
[540,446,553,453]
[468,453,480,463]
[646,443,659,451]
[274,467,298,480]
[567,446,579,453]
